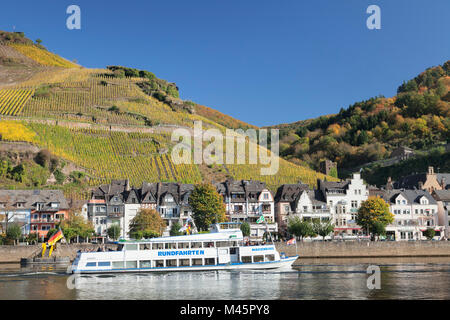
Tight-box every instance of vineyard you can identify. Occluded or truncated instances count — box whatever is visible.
[0,89,34,115]
[27,123,203,187]
[8,43,79,68]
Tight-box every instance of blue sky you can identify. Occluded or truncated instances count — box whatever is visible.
[1,0,449,127]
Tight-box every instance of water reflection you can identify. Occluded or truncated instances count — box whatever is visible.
[0,258,449,300]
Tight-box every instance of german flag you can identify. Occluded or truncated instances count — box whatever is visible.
[48,228,64,246]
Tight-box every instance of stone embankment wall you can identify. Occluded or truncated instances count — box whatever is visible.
[1,242,450,263]
[0,244,118,263]
[275,241,450,258]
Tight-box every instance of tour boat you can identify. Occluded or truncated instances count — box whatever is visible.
[70,223,298,274]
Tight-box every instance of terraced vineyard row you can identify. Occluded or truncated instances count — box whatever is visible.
[27,123,203,187]
[0,89,34,115]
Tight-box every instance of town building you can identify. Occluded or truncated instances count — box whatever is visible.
[374,189,444,240]
[274,183,330,235]
[0,190,69,239]
[433,190,450,239]
[389,146,415,161]
[88,180,194,239]
[393,166,450,193]
[215,179,277,239]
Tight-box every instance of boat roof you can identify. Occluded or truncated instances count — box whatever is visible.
[119,229,243,244]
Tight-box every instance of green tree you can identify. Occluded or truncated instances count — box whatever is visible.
[356,197,394,239]
[189,183,226,231]
[129,208,166,238]
[423,228,436,240]
[6,223,22,245]
[60,210,95,243]
[312,220,334,240]
[240,222,251,237]
[107,224,121,241]
[287,217,314,241]
[170,222,183,236]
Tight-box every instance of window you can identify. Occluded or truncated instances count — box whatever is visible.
[126,261,137,268]
[192,258,203,266]
[253,255,264,263]
[165,242,176,249]
[0,203,5,208]
[241,256,252,263]
[139,244,151,250]
[351,201,358,208]
[265,254,275,262]
[86,262,97,267]
[178,242,190,249]
[284,205,290,213]
[203,241,214,248]
[152,243,164,250]
[98,262,111,267]
[191,242,202,248]
[50,202,59,208]
[112,261,124,268]
[140,260,152,268]
[113,206,120,213]
[166,259,177,267]
[216,241,230,247]
[155,260,164,267]
[179,259,190,266]
[263,193,269,200]
[32,225,38,231]
[205,258,215,265]
[125,244,138,251]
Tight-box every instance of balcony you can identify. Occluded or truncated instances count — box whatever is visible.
[31,218,60,223]
[108,212,123,218]
[162,214,180,219]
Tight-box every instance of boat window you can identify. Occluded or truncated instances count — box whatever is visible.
[98,261,111,267]
[265,254,275,262]
[166,259,177,267]
[140,260,152,268]
[152,243,164,250]
[125,244,138,251]
[139,244,151,250]
[231,241,238,247]
[86,262,97,267]
[203,241,214,248]
[177,242,190,249]
[165,243,176,249]
[230,248,237,255]
[219,249,228,255]
[117,244,124,251]
[192,258,203,266]
[241,256,252,263]
[154,260,164,268]
[253,255,264,263]
[191,242,202,248]
[126,261,137,268]
[216,241,230,247]
[112,261,124,269]
[205,258,215,265]
[179,259,190,266]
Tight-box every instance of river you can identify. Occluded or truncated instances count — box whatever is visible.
[0,257,449,300]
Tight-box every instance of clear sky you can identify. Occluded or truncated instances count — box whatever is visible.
[1,0,449,127]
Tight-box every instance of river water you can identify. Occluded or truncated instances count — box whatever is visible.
[0,257,449,300]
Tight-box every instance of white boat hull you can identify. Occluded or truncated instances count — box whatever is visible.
[71,256,298,274]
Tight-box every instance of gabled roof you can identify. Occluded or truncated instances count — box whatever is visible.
[0,190,69,211]
[433,190,450,202]
[215,179,271,203]
[381,189,437,205]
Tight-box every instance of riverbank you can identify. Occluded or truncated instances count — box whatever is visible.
[0,244,118,263]
[1,242,449,263]
[275,241,450,258]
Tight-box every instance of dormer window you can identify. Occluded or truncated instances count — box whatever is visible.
[420,198,428,205]
[36,203,45,210]
[16,202,25,208]
[165,195,174,203]
[50,202,59,209]
[0,203,5,209]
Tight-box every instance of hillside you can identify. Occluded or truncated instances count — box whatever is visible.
[268,61,450,178]
[0,31,335,198]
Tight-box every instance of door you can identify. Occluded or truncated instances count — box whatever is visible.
[218,248,230,264]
